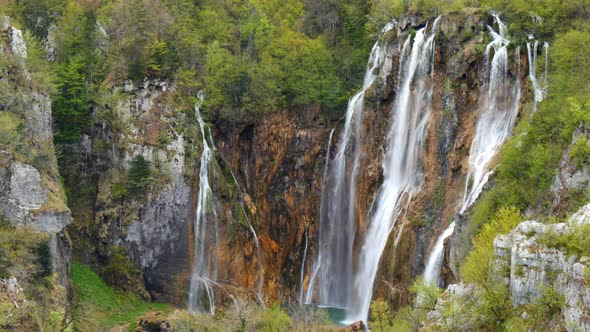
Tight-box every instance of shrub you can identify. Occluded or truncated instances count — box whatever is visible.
[370,300,391,332]
[461,206,522,284]
[128,155,152,196]
[569,136,590,168]
[259,305,292,332]
[36,240,52,278]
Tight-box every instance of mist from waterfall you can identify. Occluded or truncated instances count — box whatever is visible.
[345,17,440,323]
[304,22,396,308]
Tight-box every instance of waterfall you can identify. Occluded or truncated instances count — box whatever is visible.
[346,17,440,323]
[527,38,549,113]
[423,222,455,286]
[188,97,219,314]
[460,13,521,214]
[298,228,309,304]
[423,14,522,287]
[301,129,334,304]
[304,22,396,308]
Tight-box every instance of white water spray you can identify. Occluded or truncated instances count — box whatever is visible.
[304,22,396,307]
[346,18,440,323]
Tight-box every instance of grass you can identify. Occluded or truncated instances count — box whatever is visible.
[70,261,174,331]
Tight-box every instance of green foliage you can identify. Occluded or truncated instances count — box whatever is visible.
[538,222,590,257]
[51,1,104,144]
[36,240,52,278]
[128,155,152,196]
[6,0,67,38]
[70,261,172,331]
[370,300,392,332]
[102,245,146,297]
[569,135,590,168]
[462,206,522,284]
[259,305,292,332]
[0,111,24,154]
[411,276,441,310]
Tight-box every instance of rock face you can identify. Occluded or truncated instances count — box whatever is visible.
[552,127,590,208]
[494,205,590,331]
[429,204,590,331]
[62,79,193,301]
[0,17,71,283]
[61,12,536,307]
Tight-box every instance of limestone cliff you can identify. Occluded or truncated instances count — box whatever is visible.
[427,204,590,331]
[0,16,71,329]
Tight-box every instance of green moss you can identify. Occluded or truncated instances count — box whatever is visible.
[70,261,173,331]
[0,111,24,152]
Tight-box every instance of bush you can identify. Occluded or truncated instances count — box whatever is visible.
[259,305,292,332]
[36,240,52,278]
[462,206,522,284]
[569,136,590,168]
[102,246,147,298]
[538,222,590,257]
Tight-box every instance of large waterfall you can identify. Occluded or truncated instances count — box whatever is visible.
[423,13,522,286]
[304,22,395,307]
[188,98,219,314]
[346,17,440,323]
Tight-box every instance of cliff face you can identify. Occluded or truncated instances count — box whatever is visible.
[61,11,537,308]
[427,204,590,332]
[0,16,71,282]
[0,17,71,328]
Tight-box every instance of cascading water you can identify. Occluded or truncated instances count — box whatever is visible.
[460,13,521,214]
[304,22,396,307]
[188,98,219,314]
[526,38,549,112]
[423,221,455,286]
[346,18,440,323]
[423,14,522,286]
[300,129,334,304]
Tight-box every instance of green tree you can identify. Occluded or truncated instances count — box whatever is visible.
[128,155,152,196]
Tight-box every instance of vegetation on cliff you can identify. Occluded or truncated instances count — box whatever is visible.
[1,0,590,331]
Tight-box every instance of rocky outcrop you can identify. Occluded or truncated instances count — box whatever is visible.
[552,127,590,209]
[0,17,71,284]
[429,204,590,331]
[494,205,590,330]
[62,78,192,301]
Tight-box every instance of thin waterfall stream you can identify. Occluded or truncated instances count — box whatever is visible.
[188,97,219,314]
[423,13,522,286]
[189,94,264,312]
[527,37,549,113]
